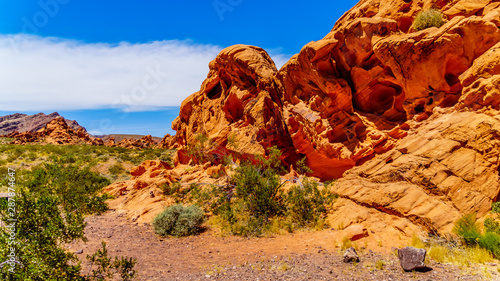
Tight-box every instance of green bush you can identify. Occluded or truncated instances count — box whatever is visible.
[153,204,205,237]
[452,213,481,246]
[166,148,339,236]
[286,178,337,228]
[0,145,140,279]
[491,202,500,214]
[231,161,284,220]
[108,162,125,175]
[478,232,500,258]
[0,191,85,280]
[484,217,500,235]
[24,163,111,215]
[413,9,445,31]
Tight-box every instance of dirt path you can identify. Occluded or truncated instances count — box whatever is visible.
[70,210,496,280]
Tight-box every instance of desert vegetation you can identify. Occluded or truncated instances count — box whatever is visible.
[155,147,337,237]
[0,142,176,279]
[0,143,173,191]
[411,203,500,269]
[412,8,445,31]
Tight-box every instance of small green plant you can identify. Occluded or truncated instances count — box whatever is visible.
[227,133,238,148]
[484,217,500,235]
[491,202,500,214]
[86,241,137,280]
[341,237,353,251]
[186,133,216,165]
[108,162,125,175]
[452,213,481,246]
[478,232,500,258]
[295,156,312,175]
[375,260,385,270]
[153,204,205,237]
[285,177,336,229]
[412,9,445,31]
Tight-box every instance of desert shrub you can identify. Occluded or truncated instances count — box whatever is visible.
[186,133,216,165]
[168,147,338,236]
[108,162,125,175]
[478,232,500,258]
[86,242,137,281]
[413,9,445,31]
[0,191,86,279]
[24,163,111,215]
[285,177,337,228]
[491,202,500,214]
[26,152,37,161]
[452,213,481,246]
[341,237,352,251]
[484,217,500,235]
[411,235,494,266]
[0,151,136,279]
[153,204,205,237]
[231,160,284,220]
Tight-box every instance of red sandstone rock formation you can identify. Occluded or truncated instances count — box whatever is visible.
[0,112,85,135]
[10,117,104,146]
[150,0,500,239]
[170,45,298,166]
[114,135,158,149]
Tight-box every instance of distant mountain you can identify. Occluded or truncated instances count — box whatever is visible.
[0,112,85,135]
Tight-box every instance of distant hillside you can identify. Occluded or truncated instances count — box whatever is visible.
[95,134,162,143]
[0,112,85,135]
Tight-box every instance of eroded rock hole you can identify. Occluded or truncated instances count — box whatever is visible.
[398,17,413,33]
[445,74,460,87]
[207,82,222,100]
[414,102,425,113]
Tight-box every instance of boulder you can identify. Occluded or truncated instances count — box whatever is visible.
[343,247,360,263]
[398,247,427,271]
[342,224,369,241]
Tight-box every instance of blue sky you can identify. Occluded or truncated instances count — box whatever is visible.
[0,0,358,136]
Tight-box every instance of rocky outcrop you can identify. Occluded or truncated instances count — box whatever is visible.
[168,0,500,181]
[161,0,500,240]
[170,45,298,165]
[104,160,226,223]
[11,117,103,146]
[0,112,85,135]
[114,135,158,149]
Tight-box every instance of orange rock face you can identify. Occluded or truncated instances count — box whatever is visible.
[167,0,500,183]
[170,45,298,165]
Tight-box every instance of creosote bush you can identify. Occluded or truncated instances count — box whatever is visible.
[153,204,205,237]
[413,9,445,31]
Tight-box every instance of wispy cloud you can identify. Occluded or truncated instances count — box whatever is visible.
[0,34,291,112]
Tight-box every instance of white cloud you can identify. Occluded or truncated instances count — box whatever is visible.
[0,34,291,112]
